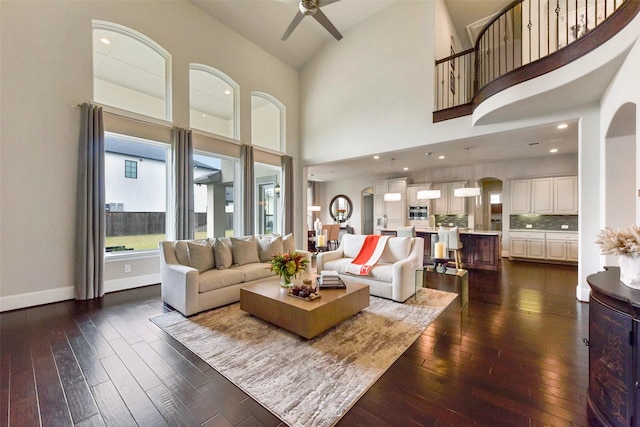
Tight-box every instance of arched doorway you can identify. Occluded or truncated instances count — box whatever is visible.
[604,102,637,264]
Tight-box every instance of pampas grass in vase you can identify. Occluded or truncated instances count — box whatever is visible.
[596,225,640,289]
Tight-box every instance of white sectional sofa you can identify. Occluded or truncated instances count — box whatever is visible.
[159,234,310,316]
[316,234,424,302]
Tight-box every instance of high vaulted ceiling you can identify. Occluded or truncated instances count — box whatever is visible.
[190,0,512,70]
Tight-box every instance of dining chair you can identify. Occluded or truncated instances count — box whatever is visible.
[322,224,340,250]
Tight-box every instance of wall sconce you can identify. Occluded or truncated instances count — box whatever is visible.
[274,183,281,197]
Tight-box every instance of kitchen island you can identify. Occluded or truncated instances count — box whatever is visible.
[381,228,502,271]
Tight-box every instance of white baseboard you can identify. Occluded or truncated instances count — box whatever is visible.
[104,273,161,293]
[0,274,161,313]
[0,286,75,312]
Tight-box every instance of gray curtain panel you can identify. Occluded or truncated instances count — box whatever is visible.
[74,103,105,300]
[281,155,294,235]
[241,145,255,235]
[173,127,194,240]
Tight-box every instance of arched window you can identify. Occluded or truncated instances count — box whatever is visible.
[190,64,239,140]
[251,93,285,152]
[92,20,171,121]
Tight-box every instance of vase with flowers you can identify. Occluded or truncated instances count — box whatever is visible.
[269,251,310,288]
[596,224,640,289]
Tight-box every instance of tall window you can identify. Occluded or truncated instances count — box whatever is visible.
[194,152,239,238]
[251,93,284,152]
[93,20,172,120]
[255,163,282,235]
[105,132,170,251]
[190,64,239,139]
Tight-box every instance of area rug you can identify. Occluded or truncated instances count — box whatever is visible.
[150,288,456,426]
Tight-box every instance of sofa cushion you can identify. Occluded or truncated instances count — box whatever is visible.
[282,233,295,253]
[187,239,215,273]
[343,234,368,258]
[234,262,275,282]
[213,237,233,270]
[322,258,352,274]
[198,268,245,293]
[231,237,260,266]
[174,241,190,266]
[368,263,394,283]
[380,237,411,263]
[258,235,284,262]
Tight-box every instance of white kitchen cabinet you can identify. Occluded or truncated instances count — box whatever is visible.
[432,182,466,215]
[407,184,430,206]
[510,180,531,214]
[510,176,577,214]
[374,179,407,231]
[554,176,578,214]
[448,182,466,214]
[545,232,579,262]
[509,231,546,259]
[374,181,388,196]
[531,178,554,213]
[431,183,447,214]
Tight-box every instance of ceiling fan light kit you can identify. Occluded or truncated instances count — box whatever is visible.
[282,0,343,41]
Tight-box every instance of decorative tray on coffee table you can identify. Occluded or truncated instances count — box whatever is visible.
[287,284,321,301]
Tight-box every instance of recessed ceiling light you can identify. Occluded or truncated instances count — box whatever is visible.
[99,37,111,45]
[403,167,408,171]
[550,148,558,153]
[373,155,380,160]
[557,123,568,129]
[202,114,206,118]
[438,155,445,159]
[224,89,231,95]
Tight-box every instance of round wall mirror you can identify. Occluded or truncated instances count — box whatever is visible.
[329,194,353,223]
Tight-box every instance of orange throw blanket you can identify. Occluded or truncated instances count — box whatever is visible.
[345,235,389,276]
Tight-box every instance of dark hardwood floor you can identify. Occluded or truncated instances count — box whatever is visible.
[1,260,588,426]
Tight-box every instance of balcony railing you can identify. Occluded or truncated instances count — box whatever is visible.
[434,0,637,121]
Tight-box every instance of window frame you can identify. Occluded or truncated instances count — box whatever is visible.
[189,63,240,141]
[251,92,286,152]
[92,20,173,121]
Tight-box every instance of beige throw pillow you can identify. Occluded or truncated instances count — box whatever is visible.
[258,235,284,262]
[213,237,233,269]
[282,233,295,253]
[174,241,190,265]
[186,239,215,273]
[231,237,260,266]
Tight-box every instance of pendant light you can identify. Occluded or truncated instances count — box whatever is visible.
[383,157,402,201]
[454,147,481,197]
[417,152,441,199]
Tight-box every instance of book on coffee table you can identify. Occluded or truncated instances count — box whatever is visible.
[317,270,346,289]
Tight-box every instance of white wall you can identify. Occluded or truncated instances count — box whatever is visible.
[0,0,300,311]
[301,1,435,163]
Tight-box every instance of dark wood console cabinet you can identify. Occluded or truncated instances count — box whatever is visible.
[587,267,640,427]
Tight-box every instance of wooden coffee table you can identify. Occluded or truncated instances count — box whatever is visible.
[240,278,369,339]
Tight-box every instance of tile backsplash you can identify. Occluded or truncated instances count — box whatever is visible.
[435,214,469,229]
[510,214,578,231]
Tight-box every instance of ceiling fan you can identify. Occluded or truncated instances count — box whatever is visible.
[281,0,343,41]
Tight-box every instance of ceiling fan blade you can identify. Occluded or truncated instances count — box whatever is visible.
[281,11,305,41]
[312,8,342,40]
[318,0,340,7]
